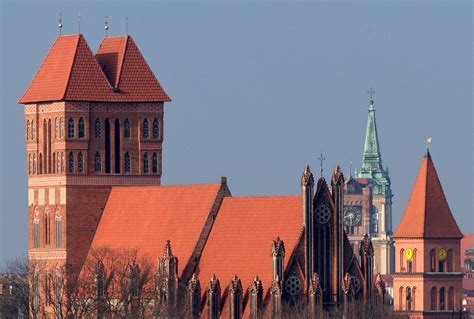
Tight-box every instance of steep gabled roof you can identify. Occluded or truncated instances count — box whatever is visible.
[86,184,222,277]
[96,36,170,102]
[19,34,170,104]
[196,195,302,318]
[393,150,462,238]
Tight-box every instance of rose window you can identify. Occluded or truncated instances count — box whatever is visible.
[284,275,301,296]
[315,204,331,224]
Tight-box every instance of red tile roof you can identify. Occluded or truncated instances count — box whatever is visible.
[19,34,170,104]
[86,184,221,277]
[393,151,463,238]
[195,195,302,317]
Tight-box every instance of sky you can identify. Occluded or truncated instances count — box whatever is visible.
[0,1,472,265]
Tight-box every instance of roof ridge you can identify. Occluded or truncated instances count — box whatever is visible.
[62,35,82,100]
[114,36,129,89]
[225,195,299,199]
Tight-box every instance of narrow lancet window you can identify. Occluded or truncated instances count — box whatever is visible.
[68,118,74,138]
[153,118,159,139]
[143,153,149,174]
[142,119,149,139]
[78,117,85,138]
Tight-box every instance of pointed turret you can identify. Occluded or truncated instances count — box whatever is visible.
[356,98,391,196]
[393,150,462,238]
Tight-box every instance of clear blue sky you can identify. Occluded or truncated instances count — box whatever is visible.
[1,1,472,265]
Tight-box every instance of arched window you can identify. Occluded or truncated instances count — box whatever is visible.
[78,152,83,174]
[95,152,101,172]
[400,248,405,272]
[33,154,37,174]
[61,153,65,173]
[406,287,412,311]
[399,287,404,311]
[413,249,417,272]
[33,217,40,248]
[153,118,159,139]
[412,287,416,310]
[32,270,40,316]
[39,153,43,175]
[430,249,436,272]
[67,118,74,138]
[57,153,61,173]
[78,117,85,138]
[114,119,121,174]
[59,118,63,139]
[45,210,50,246]
[407,260,413,273]
[28,154,32,175]
[448,287,454,310]
[152,152,158,174]
[142,119,149,139]
[27,120,30,141]
[431,287,437,310]
[439,287,445,310]
[124,119,131,139]
[55,213,62,248]
[447,249,454,272]
[31,120,36,140]
[68,152,74,173]
[52,153,56,174]
[95,118,101,138]
[124,152,131,173]
[55,118,58,139]
[143,153,149,174]
[47,119,52,174]
[439,259,445,273]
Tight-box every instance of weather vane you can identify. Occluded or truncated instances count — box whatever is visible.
[58,13,63,36]
[78,12,82,34]
[367,88,376,106]
[317,151,326,178]
[426,136,432,149]
[125,17,129,35]
[104,16,109,36]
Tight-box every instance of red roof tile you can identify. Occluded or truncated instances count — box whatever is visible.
[196,195,302,317]
[87,184,221,277]
[393,151,463,238]
[19,34,170,104]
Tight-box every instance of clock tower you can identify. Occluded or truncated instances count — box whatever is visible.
[392,149,463,317]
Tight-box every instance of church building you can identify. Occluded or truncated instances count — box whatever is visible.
[344,95,394,275]
[21,33,384,317]
[392,150,464,318]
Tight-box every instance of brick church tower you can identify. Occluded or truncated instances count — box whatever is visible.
[392,150,464,318]
[19,34,169,313]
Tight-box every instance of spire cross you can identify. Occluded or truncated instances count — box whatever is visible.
[317,151,326,178]
[367,88,376,106]
[77,12,81,34]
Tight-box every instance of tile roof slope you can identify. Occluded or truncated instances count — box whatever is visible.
[87,184,221,277]
[19,35,81,103]
[393,150,463,238]
[96,36,171,102]
[196,195,302,318]
[20,34,170,103]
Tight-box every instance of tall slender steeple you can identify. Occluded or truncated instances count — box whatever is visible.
[356,93,391,196]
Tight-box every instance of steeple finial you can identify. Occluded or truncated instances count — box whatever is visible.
[125,16,129,35]
[367,88,376,108]
[77,12,81,34]
[425,137,432,158]
[317,151,326,178]
[349,161,353,178]
[58,13,63,36]
[104,15,109,36]
[163,240,173,257]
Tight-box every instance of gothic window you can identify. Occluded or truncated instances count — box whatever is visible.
[78,117,85,138]
[439,287,445,310]
[55,214,62,248]
[407,260,413,273]
[27,120,30,141]
[95,152,102,172]
[400,249,405,272]
[55,118,58,138]
[152,152,158,174]
[439,259,445,273]
[399,287,404,310]
[61,152,65,173]
[431,287,437,310]
[39,153,43,175]
[448,287,454,310]
[68,118,74,138]
[33,218,40,248]
[114,119,121,174]
[95,118,101,138]
[406,287,412,311]
[124,119,131,139]
[143,153,149,174]
[59,118,64,139]
[33,154,37,174]
[412,287,416,309]
[31,120,36,140]
[78,152,83,174]
[32,270,40,315]
[56,153,60,173]
[52,153,56,174]
[45,209,50,245]
[47,119,52,174]
[413,249,417,272]
[124,152,131,173]
[68,152,74,173]
[142,118,149,139]
[153,118,159,139]
[28,154,32,174]
[430,249,436,272]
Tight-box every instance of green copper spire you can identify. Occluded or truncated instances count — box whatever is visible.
[356,94,391,195]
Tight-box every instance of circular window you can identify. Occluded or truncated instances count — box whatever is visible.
[315,204,331,224]
[284,275,301,296]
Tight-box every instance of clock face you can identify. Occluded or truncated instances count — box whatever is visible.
[315,204,331,225]
[438,248,447,261]
[344,206,362,227]
[405,248,413,261]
